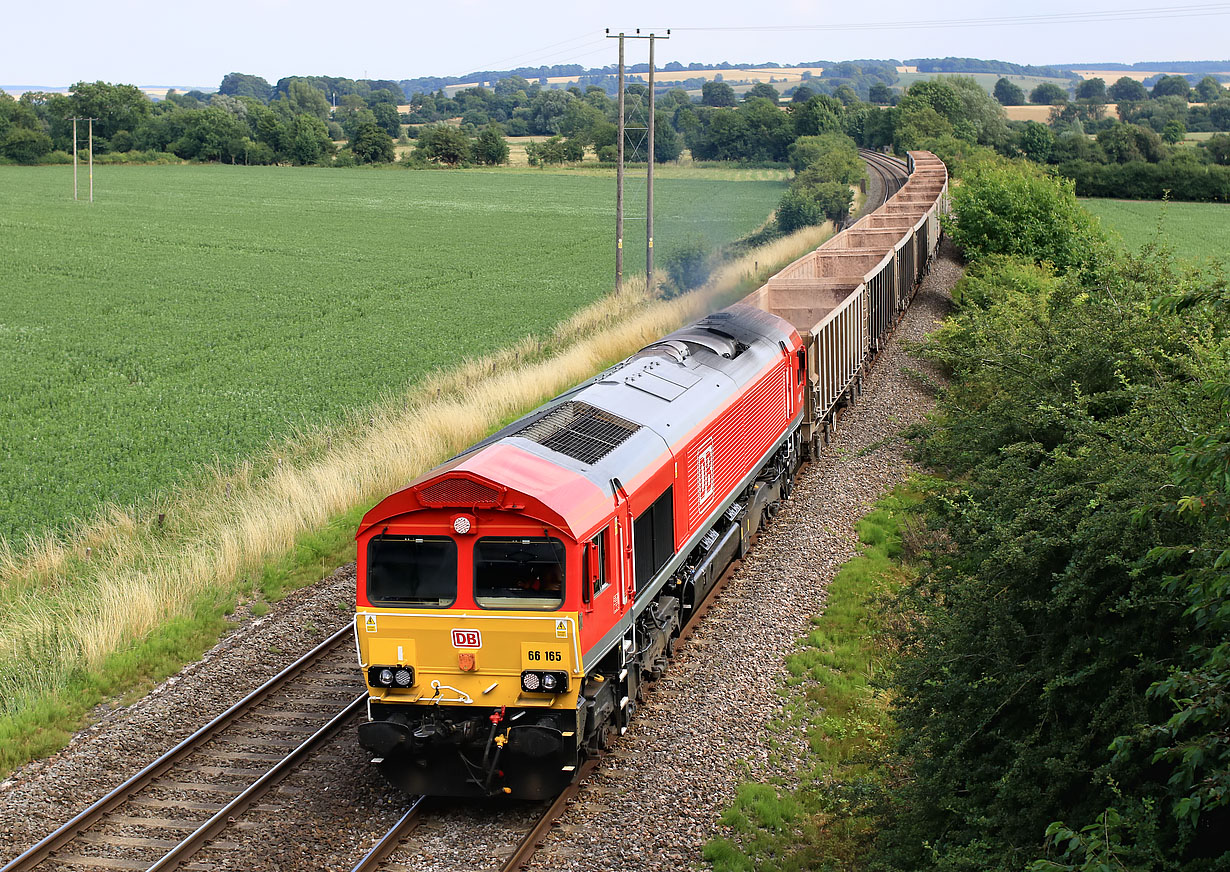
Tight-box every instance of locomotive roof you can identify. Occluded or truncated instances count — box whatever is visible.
[358,304,799,540]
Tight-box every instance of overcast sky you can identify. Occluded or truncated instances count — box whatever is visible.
[4,0,1229,89]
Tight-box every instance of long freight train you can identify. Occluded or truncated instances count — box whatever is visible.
[352,151,949,799]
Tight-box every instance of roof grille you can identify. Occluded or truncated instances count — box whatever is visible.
[516,401,640,465]
[418,478,502,508]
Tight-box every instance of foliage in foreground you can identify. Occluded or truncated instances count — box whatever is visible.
[878,161,1230,870]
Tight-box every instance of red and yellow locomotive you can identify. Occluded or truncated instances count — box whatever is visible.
[354,305,805,798]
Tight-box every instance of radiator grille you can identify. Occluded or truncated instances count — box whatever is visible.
[516,401,640,465]
[417,478,502,507]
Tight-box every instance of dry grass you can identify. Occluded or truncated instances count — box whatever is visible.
[0,221,833,717]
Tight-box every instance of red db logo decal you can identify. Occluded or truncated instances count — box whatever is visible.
[451,629,482,649]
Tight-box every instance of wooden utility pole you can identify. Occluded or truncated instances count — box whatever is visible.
[647,34,657,289]
[70,117,97,202]
[606,28,669,294]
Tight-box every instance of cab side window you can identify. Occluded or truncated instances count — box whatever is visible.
[589,531,608,598]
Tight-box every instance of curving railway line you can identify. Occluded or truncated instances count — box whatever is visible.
[2,149,924,872]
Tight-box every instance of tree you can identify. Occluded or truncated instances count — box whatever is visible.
[1018,120,1054,162]
[787,133,864,183]
[1195,75,1225,103]
[791,85,816,103]
[349,120,394,163]
[993,77,1026,106]
[701,81,737,107]
[1202,133,1230,165]
[1,126,53,163]
[744,82,779,103]
[1096,122,1165,163]
[775,188,824,231]
[661,237,712,295]
[1161,118,1187,144]
[1030,82,1068,105]
[1152,75,1191,100]
[68,81,152,142]
[1108,76,1149,102]
[868,82,893,105]
[472,123,509,165]
[1074,77,1107,101]
[653,111,683,162]
[413,123,471,165]
[372,102,401,138]
[169,106,247,161]
[289,114,332,164]
[791,94,843,137]
[219,73,272,102]
[945,154,1104,273]
[907,80,962,120]
[280,79,331,121]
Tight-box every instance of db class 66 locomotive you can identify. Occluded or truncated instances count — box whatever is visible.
[354,306,806,799]
[353,151,948,799]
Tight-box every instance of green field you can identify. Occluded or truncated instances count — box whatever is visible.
[1082,197,1230,264]
[895,71,1074,96]
[0,165,784,545]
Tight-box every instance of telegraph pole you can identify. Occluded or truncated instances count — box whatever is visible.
[70,117,97,202]
[606,28,669,293]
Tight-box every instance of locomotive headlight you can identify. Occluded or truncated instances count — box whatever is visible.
[369,665,414,689]
[521,670,569,694]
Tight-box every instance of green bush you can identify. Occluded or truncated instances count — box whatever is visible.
[775,188,825,232]
[660,237,712,296]
[945,154,1106,273]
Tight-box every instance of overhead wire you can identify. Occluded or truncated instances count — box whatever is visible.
[670,3,1230,32]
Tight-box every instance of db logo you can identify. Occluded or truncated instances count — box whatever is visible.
[451,629,482,649]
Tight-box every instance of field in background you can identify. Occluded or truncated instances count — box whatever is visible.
[0,164,785,546]
[1083,197,1230,263]
[896,71,1073,96]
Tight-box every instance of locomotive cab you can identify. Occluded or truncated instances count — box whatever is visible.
[354,460,614,799]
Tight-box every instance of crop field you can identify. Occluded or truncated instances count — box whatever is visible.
[1082,197,1230,264]
[0,165,785,547]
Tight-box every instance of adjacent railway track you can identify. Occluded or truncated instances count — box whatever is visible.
[2,626,360,872]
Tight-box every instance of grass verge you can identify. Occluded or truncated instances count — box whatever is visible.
[703,485,920,872]
[0,221,835,780]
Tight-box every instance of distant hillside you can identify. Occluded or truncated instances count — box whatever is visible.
[1065,60,1230,73]
[906,57,1075,78]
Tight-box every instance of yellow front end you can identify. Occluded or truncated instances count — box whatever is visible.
[357,608,583,709]
[355,608,587,798]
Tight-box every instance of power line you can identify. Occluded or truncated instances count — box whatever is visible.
[670,2,1230,32]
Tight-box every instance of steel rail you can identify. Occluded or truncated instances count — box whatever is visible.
[1,624,352,872]
[146,693,368,871]
[500,758,601,872]
[350,796,429,872]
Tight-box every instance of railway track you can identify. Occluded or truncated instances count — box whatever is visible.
[859,148,910,210]
[2,626,361,872]
[346,533,755,872]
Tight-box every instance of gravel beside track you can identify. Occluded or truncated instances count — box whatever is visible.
[0,242,962,872]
